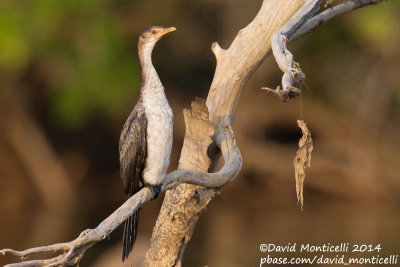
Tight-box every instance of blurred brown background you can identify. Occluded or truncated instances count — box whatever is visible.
[1,0,399,266]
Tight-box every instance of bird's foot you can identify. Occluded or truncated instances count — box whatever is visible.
[148,185,161,199]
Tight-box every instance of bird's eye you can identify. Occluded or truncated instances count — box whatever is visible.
[152,30,156,34]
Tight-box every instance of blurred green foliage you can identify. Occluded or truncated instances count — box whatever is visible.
[348,1,400,52]
[0,0,140,129]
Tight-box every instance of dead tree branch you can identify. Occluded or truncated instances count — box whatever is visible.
[263,0,321,101]
[0,189,152,267]
[0,0,391,266]
[292,0,391,41]
[263,0,391,101]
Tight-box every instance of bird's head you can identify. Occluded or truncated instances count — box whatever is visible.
[138,26,176,46]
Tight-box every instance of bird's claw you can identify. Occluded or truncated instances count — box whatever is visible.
[149,185,161,199]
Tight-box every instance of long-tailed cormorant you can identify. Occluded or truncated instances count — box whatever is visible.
[119,25,176,261]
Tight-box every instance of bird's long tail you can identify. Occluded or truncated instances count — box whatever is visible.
[122,209,140,261]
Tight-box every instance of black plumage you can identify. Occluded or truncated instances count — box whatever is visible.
[119,97,147,261]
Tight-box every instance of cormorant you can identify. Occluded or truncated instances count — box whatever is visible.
[119,26,176,261]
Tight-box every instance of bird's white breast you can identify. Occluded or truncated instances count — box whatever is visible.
[142,84,173,186]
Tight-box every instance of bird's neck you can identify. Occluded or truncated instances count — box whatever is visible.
[139,41,163,95]
[139,41,155,71]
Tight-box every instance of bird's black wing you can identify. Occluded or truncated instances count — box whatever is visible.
[119,97,147,261]
[119,97,147,195]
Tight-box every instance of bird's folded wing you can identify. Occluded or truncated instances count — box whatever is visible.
[119,98,147,196]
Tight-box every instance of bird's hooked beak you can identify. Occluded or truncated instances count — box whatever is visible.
[154,27,177,40]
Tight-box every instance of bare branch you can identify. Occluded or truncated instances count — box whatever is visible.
[292,0,391,41]
[163,126,242,191]
[262,0,322,101]
[264,0,391,101]
[1,188,153,266]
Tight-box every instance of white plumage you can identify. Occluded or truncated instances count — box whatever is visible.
[141,78,173,186]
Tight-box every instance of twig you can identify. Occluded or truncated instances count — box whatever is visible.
[263,0,322,102]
